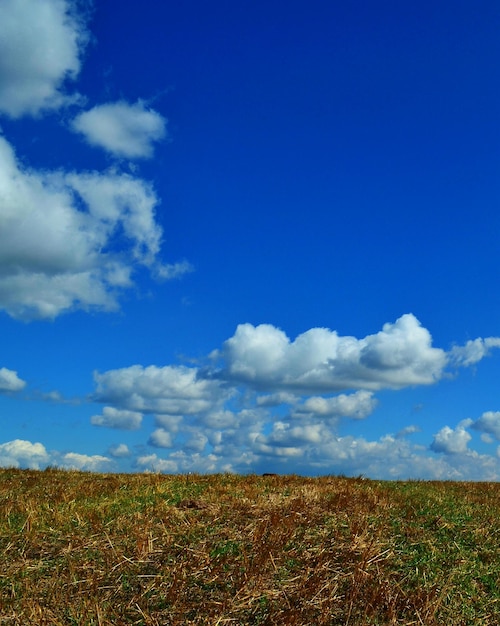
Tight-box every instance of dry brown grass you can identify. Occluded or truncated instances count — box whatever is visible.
[0,469,499,625]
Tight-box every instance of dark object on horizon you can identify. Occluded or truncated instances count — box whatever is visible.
[176,499,208,510]
[262,473,278,477]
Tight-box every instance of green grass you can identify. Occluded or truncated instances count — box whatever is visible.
[0,470,499,624]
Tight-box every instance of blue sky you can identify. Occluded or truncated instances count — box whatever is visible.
[1,0,500,479]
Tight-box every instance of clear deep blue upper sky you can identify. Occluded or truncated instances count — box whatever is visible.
[1,0,500,478]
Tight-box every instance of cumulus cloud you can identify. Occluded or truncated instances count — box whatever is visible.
[396,424,420,438]
[84,315,500,479]
[139,426,464,479]
[0,135,186,320]
[255,421,332,451]
[449,337,500,367]
[202,410,239,429]
[314,433,500,481]
[0,439,49,469]
[136,451,225,474]
[148,428,174,448]
[184,431,209,453]
[0,439,116,472]
[214,314,447,392]
[292,390,376,420]
[0,0,87,118]
[203,409,264,452]
[0,367,26,392]
[126,422,500,480]
[58,452,112,472]
[154,414,183,431]
[135,453,178,473]
[91,406,143,430]
[72,100,167,159]
[256,392,298,407]
[471,411,500,441]
[108,443,131,458]
[430,423,472,455]
[0,2,191,322]
[93,365,230,415]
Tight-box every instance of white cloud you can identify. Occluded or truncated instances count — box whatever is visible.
[58,452,112,472]
[0,136,180,320]
[0,439,49,469]
[108,443,131,458]
[396,424,420,438]
[293,390,376,420]
[256,392,298,407]
[216,314,447,392]
[0,367,26,392]
[472,411,500,441]
[316,434,500,481]
[0,439,115,472]
[256,421,332,448]
[136,453,178,473]
[154,414,183,431]
[91,406,143,430]
[93,365,230,415]
[430,424,472,455]
[184,431,208,453]
[63,169,162,266]
[450,337,500,367]
[202,410,239,429]
[137,451,228,474]
[130,424,499,480]
[0,0,87,118]
[246,425,499,481]
[148,428,174,448]
[83,315,500,479]
[72,100,167,159]
[94,379,500,479]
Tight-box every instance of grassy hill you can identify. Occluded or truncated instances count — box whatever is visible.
[0,469,499,625]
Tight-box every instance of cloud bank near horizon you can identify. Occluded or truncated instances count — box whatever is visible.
[84,314,500,477]
[3,314,500,480]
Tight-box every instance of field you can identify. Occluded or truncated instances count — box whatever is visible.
[0,470,499,625]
